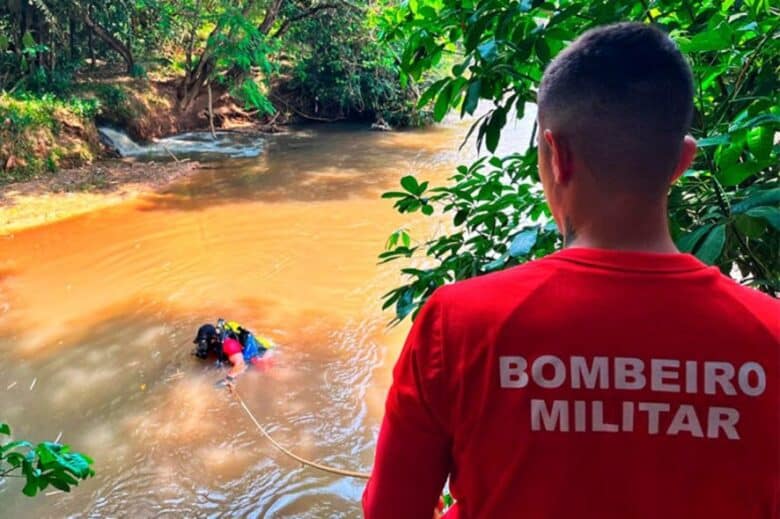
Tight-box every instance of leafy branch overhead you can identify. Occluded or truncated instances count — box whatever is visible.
[0,422,94,497]
[380,0,779,321]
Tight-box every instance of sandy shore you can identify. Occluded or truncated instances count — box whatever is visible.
[0,160,200,235]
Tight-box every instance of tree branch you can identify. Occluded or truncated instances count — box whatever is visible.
[271,3,341,39]
[258,0,286,35]
[68,0,134,73]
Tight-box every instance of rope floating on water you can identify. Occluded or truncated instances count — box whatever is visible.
[233,389,371,480]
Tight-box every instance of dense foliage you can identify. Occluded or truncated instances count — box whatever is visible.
[0,422,94,497]
[0,0,417,120]
[279,1,429,126]
[380,0,779,321]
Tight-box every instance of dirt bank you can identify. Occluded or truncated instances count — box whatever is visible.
[79,77,270,143]
[0,159,199,235]
[1,73,274,185]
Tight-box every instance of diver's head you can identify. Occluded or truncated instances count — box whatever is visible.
[215,318,226,335]
[193,324,220,359]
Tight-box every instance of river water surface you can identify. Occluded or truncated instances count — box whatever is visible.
[0,114,533,518]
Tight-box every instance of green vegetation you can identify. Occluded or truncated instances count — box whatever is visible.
[0,423,94,497]
[381,0,779,321]
[0,92,99,181]
[0,0,422,181]
[282,2,429,126]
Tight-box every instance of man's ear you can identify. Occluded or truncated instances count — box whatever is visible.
[671,135,697,183]
[543,129,573,184]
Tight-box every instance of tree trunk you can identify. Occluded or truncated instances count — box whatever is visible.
[19,0,30,56]
[75,2,134,73]
[177,22,220,111]
[49,26,55,71]
[207,82,216,139]
[36,5,46,69]
[69,18,76,61]
[88,23,94,68]
[178,51,214,110]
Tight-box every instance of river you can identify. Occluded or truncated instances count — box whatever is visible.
[0,112,534,518]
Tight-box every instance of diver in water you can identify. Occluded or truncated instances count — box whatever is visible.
[193,318,273,386]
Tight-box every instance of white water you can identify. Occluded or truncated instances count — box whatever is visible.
[98,127,265,160]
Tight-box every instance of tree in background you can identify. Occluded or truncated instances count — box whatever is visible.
[280,0,427,126]
[0,0,140,92]
[380,0,779,322]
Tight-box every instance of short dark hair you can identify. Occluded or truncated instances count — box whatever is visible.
[537,22,694,196]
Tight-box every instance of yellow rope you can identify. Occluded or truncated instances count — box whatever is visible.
[233,388,371,480]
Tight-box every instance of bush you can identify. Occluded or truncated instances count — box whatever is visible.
[0,93,99,182]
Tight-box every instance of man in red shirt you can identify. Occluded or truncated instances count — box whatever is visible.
[364,23,779,518]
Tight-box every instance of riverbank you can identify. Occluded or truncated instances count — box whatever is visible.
[0,159,199,236]
[0,74,274,185]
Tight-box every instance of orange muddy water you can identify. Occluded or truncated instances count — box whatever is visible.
[0,114,534,518]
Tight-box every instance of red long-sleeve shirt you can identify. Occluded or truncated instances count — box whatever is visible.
[364,248,779,519]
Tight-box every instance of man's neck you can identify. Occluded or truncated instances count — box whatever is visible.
[563,198,679,254]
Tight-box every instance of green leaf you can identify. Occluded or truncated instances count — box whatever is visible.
[679,24,732,52]
[732,188,780,213]
[21,458,38,497]
[745,206,780,231]
[464,16,492,52]
[697,134,730,148]
[729,113,780,132]
[477,39,498,61]
[484,108,507,153]
[734,214,766,238]
[0,34,8,52]
[717,161,765,186]
[396,288,416,320]
[400,175,420,194]
[715,142,743,169]
[5,452,24,467]
[694,224,726,264]
[433,83,453,121]
[509,229,538,257]
[484,253,509,271]
[746,127,773,159]
[677,224,715,253]
[421,204,434,216]
[23,477,39,497]
[1,440,33,454]
[535,38,551,62]
[0,423,10,436]
[417,79,448,108]
[21,31,35,50]
[381,191,409,199]
[462,80,481,116]
[48,478,71,493]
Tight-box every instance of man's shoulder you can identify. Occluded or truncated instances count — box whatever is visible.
[712,275,779,339]
[434,256,558,312]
